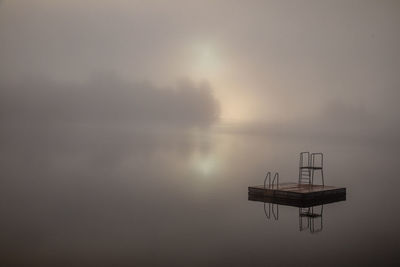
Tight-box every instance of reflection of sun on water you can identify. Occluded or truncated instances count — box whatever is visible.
[188,130,220,177]
[192,154,216,176]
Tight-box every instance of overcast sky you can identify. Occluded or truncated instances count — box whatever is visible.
[1,0,399,131]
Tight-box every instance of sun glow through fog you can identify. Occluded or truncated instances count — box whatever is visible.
[191,43,223,80]
[185,42,255,122]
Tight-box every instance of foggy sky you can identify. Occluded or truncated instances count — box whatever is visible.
[1,0,400,134]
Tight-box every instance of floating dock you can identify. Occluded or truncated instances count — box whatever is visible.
[248,183,346,207]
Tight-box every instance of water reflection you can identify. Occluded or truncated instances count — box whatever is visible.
[263,202,279,220]
[251,196,344,234]
[299,205,323,233]
[2,120,400,265]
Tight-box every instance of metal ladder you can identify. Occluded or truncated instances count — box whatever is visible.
[299,152,312,184]
[298,152,324,186]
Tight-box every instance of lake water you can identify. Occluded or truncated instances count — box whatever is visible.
[1,123,399,266]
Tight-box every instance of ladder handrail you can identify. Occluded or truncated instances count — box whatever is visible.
[264,172,271,188]
[272,172,279,188]
[264,171,279,188]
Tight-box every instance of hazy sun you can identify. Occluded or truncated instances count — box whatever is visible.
[182,41,255,122]
[190,43,223,80]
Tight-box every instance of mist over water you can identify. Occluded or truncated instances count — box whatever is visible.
[1,0,400,266]
[1,116,400,266]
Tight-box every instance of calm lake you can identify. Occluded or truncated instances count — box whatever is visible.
[1,123,399,266]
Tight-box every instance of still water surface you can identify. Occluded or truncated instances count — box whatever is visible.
[1,123,399,266]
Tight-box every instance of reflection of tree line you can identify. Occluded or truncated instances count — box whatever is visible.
[264,203,324,234]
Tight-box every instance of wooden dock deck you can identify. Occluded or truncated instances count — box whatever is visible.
[248,183,346,207]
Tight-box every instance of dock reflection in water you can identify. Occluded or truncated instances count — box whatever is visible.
[299,205,323,233]
[249,194,345,234]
